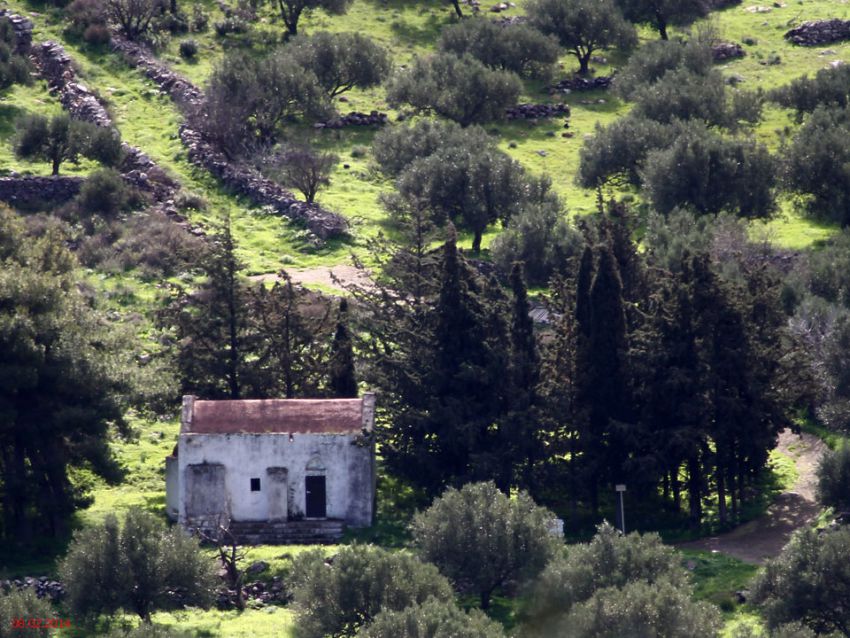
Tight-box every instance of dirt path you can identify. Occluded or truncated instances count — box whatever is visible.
[679,429,826,564]
[250,265,373,292]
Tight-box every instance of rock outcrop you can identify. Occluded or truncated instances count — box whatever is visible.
[786,19,850,46]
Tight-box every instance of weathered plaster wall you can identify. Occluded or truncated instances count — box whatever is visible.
[165,455,179,521]
[177,432,374,527]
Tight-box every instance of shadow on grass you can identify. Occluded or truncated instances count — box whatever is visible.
[0,103,24,141]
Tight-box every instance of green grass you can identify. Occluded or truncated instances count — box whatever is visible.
[680,549,759,613]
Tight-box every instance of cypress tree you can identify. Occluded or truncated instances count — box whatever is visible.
[584,243,630,512]
[329,298,358,398]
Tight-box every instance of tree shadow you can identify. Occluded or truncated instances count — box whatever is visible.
[0,102,25,141]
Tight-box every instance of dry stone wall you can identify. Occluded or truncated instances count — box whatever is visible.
[110,34,350,240]
[0,9,32,54]
[0,176,83,208]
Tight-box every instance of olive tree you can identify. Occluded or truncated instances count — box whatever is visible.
[438,19,560,80]
[783,106,850,226]
[265,144,337,203]
[59,508,217,623]
[372,119,492,178]
[386,53,521,127]
[491,183,583,286]
[290,545,454,638]
[751,527,850,636]
[390,144,530,253]
[276,0,352,36]
[14,114,123,176]
[411,481,560,609]
[641,122,777,218]
[616,0,710,40]
[613,36,713,100]
[526,0,637,75]
[530,580,723,638]
[357,599,507,638]
[203,49,332,156]
[816,442,850,511]
[524,522,689,629]
[288,32,390,98]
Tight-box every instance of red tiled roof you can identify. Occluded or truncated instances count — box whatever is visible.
[188,398,364,434]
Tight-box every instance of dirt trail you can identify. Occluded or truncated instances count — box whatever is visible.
[250,265,373,292]
[679,429,827,564]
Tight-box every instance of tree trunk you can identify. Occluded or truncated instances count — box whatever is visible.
[480,589,492,610]
[472,229,483,254]
[672,470,681,512]
[687,456,702,527]
[51,157,61,176]
[578,51,591,76]
[451,0,463,18]
[656,13,669,40]
[717,471,727,525]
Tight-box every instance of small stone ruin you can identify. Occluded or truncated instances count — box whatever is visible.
[786,19,850,46]
[0,9,32,54]
[317,111,388,129]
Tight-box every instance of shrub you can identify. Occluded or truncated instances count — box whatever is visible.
[751,526,850,635]
[438,18,559,79]
[525,522,689,626]
[103,625,193,638]
[0,589,55,638]
[631,68,729,126]
[411,481,560,609]
[357,599,507,638]
[191,4,209,32]
[386,53,521,127]
[213,16,249,36]
[816,442,850,511]
[770,65,850,117]
[613,35,713,100]
[59,508,217,623]
[179,38,198,59]
[104,0,166,40]
[83,23,111,44]
[76,168,132,217]
[86,125,125,167]
[289,545,454,638]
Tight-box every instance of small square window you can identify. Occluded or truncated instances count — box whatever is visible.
[250,478,261,492]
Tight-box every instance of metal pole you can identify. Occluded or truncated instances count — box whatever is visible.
[615,484,626,534]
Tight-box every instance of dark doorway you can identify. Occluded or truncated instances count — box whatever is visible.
[305,475,326,518]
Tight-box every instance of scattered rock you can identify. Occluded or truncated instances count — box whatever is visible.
[246,560,269,575]
[712,41,746,62]
[321,111,388,129]
[0,577,65,603]
[536,150,548,157]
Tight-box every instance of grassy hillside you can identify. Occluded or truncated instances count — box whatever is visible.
[0,0,846,635]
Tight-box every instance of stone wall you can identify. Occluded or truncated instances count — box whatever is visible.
[0,9,33,55]
[786,19,850,46]
[110,33,350,240]
[0,176,83,208]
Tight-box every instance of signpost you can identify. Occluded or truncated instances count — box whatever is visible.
[615,484,626,534]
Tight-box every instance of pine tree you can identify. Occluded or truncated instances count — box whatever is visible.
[329,298,358,398]
[164,217,255,399]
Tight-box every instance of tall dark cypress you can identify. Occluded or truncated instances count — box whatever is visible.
[329,298,358,398]
[504,262,541,492]
[585,242,630,511]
